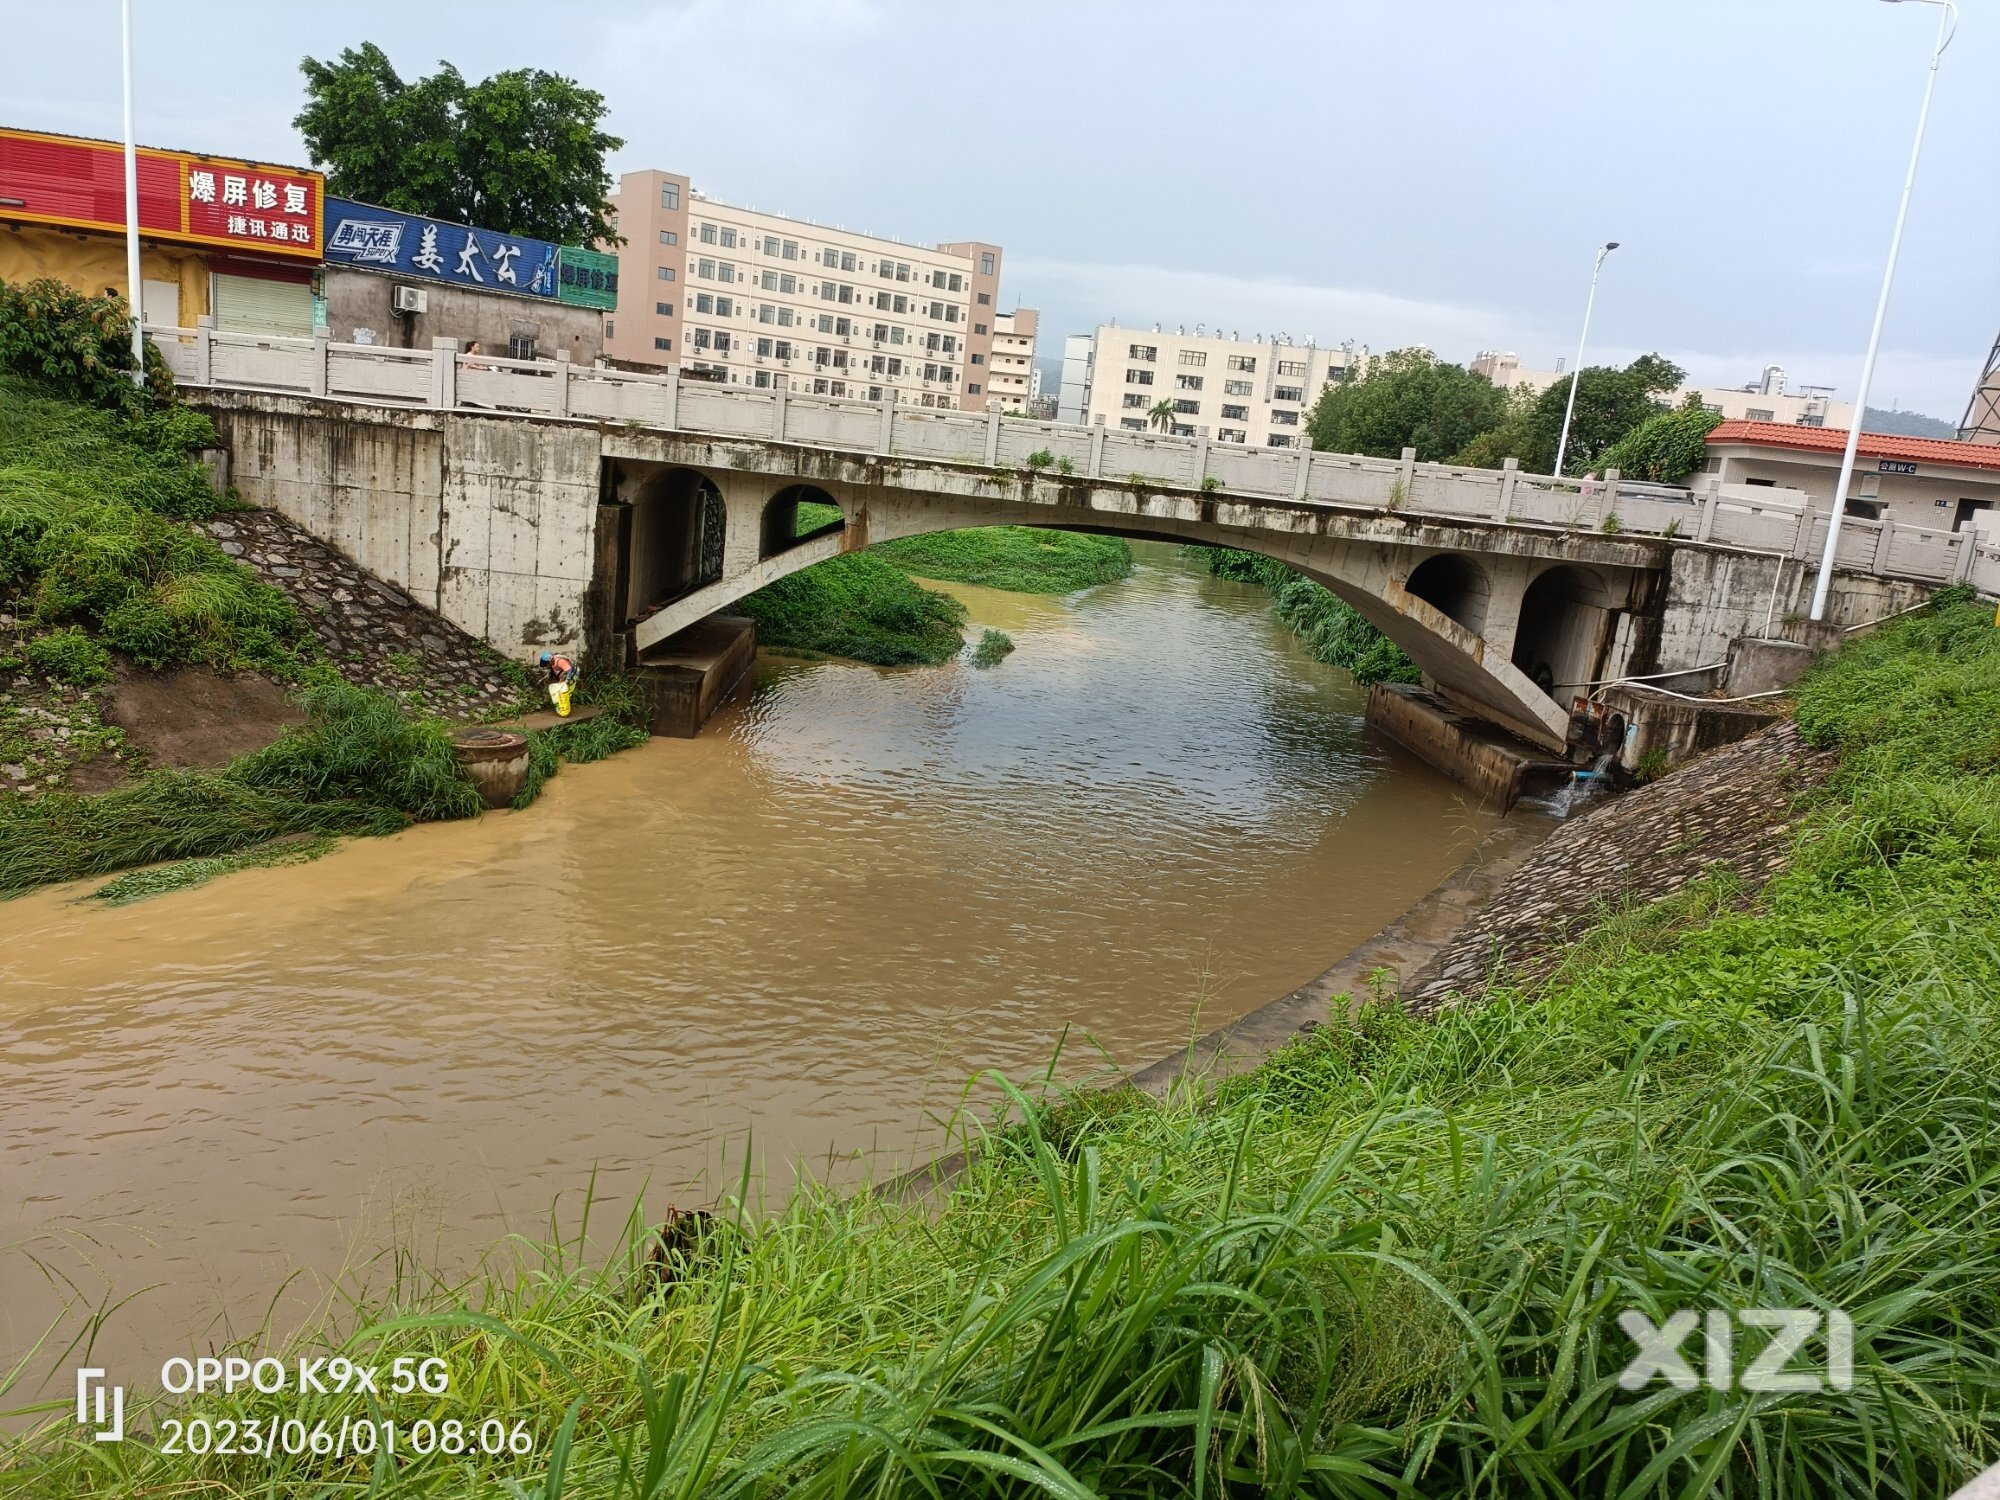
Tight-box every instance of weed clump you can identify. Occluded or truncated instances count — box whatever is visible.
[738,551,968,666]
[22,626,111,685]
[970,628,1014,667]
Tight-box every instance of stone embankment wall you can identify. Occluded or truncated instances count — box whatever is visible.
[206,509,529,716]
[1402,719,1833,1010]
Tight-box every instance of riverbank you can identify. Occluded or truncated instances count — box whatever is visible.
[742,527,1133,665]
[11,592,1995,1493]
[0,347,640,899]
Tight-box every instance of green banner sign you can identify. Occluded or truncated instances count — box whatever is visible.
[557,245,619,310]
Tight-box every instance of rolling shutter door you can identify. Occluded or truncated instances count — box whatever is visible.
[212,273,312,338]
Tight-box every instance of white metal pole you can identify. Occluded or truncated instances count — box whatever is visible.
[1809,0,1954,621]
[1553,242,1616,479]
[120,0,145,388]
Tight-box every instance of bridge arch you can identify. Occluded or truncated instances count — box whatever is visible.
[1511,563,1615,702]
[626,466,728,621]
[1404,552,1490,637]
[760,484,846,559]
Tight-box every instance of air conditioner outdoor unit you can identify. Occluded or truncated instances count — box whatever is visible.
[392,286,428,315]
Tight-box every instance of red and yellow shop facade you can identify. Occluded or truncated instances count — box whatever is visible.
[0,126,323,336]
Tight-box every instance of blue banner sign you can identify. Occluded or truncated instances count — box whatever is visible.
[322,197,559,301]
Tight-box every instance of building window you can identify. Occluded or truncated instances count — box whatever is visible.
[1120,417,1146,431]
[1223,379,1252,397]
[656,301,673,316]
[1172,423,1197,438]
[698,223,717,244]
[1127,369,1154,385]
[1276,359,1306,377]
[974,322,987,335]
[661,183,679,210]
[653,336,671,351]
[1178,350,1207,367]
[1217,428,1246,444]
[968,383,981,395]
[1220,404,1248,420]
[778,308,794,327]
[658,230,678,246]
[605,321,614,338]
[757,337,773,356]
[1172,398,1199,415]
[1176,374,1204,390]
[714,296,733,317]
[694,293,712,313]
[971,352,984,364]
[980,252,994,275]
[1266,434,1293,448]
[717,264,735,284]
[1122,392,1148,408]
[762,236,780,255]
[1128,344,1157,361]
[976,291,990,304]
[753,370,771,388]
[695,259,715,279]
[775,340,793,359]
[658,266,675,281]
[1745,407,1774,421]
[1273,385,1304,403]
[1226,354,1256,372]
[1270,408,1300,426]
[719,227,737,249]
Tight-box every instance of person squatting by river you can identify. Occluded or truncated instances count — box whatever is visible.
[540,651,578,716]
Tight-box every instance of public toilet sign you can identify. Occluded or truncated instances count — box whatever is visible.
[1878,459,1920,475]
[323,198,559,301]
[0,127,322,259]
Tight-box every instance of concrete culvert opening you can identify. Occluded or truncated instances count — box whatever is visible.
[1511,564,1615,703]
[629,467,727,617]
[760,484,844,558]
[1405,552,1491,636]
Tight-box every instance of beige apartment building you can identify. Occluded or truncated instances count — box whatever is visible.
[987,308,1039,411]
[601,169,1004,411]
[1072,325,1354,447]
[1470,352,1856,429]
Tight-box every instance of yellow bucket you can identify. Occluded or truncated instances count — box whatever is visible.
[549,681,574,717]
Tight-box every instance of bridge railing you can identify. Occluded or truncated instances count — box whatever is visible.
[144,323,2000,596]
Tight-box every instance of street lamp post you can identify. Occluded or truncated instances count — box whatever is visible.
[1808,0,1956,622]
[120,0,145,388]
[1553,241,1619,480]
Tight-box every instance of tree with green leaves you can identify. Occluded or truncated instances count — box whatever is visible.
[294,43,623,247]
[1595,396,1724,482]
[1148,398,1176,433]
[1450,353,1684,475]
[1306,348,1509,462]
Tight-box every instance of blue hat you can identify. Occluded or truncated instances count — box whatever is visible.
[538,652,553,665]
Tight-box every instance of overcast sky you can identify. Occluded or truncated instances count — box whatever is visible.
[12,0,1994,417]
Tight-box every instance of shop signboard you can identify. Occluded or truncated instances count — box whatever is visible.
[556,245,618,309]
[322,197,559,300]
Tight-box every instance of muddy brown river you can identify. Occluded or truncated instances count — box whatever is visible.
[0,544,1495,1385]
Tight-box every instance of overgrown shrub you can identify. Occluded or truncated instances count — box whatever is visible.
[1596,397,1725,482]
[0,278,174,414]
[23,625,112,685]
[871,527,1131,594]
[738,551,968,666]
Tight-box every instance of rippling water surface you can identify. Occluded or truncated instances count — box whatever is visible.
[0,544,1493,1378]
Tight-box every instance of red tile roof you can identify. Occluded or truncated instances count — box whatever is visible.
[1706,420,2000,472]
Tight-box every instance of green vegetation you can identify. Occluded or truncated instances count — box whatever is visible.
[793,499,844,537]
[1306,346,1510,462]
[739,551,969,666]
[970,628,1014,667]
[1594,398,1726,483]
[1452,353,1685,476]
[1185,545,1419,685]
[295,42,623,246]
[13,596,1996,1495]
[86,832,339,905]
[0,277,173,413]
[22,626,111,686]
[873,527,1132,594]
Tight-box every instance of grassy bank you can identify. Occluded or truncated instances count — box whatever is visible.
[737,526,1130,668]
[873,527,1132,593]
[10,595,1997,1494]
[1184,544,1419,686]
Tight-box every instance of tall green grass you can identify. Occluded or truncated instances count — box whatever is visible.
[738,551,969,666]
[7,598,1998,1495]
[873,527,1133,593]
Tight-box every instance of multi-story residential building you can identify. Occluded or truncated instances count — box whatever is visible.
[987,308,1039,411]
[600,169,1003,411]
[1470,352,1856,429]
[1071,325,1352,447]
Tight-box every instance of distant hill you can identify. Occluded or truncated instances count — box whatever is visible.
[1863,405,1957,439]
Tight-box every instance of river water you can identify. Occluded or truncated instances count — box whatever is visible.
[0,543,1494,1383]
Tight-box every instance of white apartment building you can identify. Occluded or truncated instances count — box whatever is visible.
[1469,352,1856,429]
[987,307,1039,411]
[602,169,1004,411]
[1071,325,1354,447]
